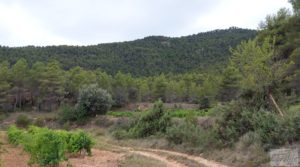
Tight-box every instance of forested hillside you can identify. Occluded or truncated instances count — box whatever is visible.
[0,28,256,76]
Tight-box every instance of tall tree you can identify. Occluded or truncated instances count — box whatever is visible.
[11,59,29,110]
[39,60,65,111]
[0,61,11,111]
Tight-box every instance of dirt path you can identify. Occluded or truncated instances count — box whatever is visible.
[0,143,229,167]
[0,130,229,167]
[67,149,125,167]
[129,150,188,167]
[144,148,229,167]
[98,142,230,167]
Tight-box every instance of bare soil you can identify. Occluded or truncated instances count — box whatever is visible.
[0,139,229,167]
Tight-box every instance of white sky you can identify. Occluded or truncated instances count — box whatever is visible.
[0,0,292,46]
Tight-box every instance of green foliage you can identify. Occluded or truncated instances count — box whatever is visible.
[58,104,88,125]
[23,127,66,166]
[166,120,217,151]
[16,114,32,128]
[167,109,209,118]
[111,129,131,140]
[0,28,256,76]
[7,125,24,145]
[7,126,94,166]
[215,102,300,149]
[107,111,138,117]
[199,96,210,109]
[58,105,77,123]
[129,100,171,138]
[78,84,113,116]
[218,66,241,102]
[66,131,93,155]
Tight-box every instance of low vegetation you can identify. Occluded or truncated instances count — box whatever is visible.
[7,125,94,166]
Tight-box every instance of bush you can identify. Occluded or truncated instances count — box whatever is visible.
[24,128,66,166]
[166,119,218,151]
[67,131,94,155]
[16,114,32,128]
[129,100,171,138]
[58,105,76,124]
[7,125,24,145]
[78,84,113,116]
[58,104,89,125]
[215,102,254,145]
[111,129,130,140]
[7,126,94,166]
[215,101,300,150]
[199,96,210,109]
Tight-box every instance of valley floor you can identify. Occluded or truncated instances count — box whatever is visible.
[0,130,228,167]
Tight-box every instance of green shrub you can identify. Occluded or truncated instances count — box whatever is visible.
[58,104,88,125]
[16,114,32,128]
[24,128,66,166]
[166,119,218,151]
[129,100,171,138]
[215,101,300,150]
[251,111,300,149]
[111,129,130,140]
[7,125,24,145]
[78,84,113,116]
[67,131,93,155]
[215,102,254,145]
[199,96,210,109]
[58,105,76,124]
[6,126,94,166]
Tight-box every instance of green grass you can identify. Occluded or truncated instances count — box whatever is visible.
[107,109,212,118]
[167,109,210,118]
[107,111,139,117]
[286,103,300,117]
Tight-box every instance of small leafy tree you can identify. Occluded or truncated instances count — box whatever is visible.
[77,84,113,116]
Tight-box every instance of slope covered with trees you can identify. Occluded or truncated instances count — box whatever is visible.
[0,28,256,76]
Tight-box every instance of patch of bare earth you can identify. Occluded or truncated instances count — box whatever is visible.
[1,144,34,167]
[67,149,125,167]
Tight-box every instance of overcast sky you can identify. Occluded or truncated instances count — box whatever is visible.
[0,0,291,46]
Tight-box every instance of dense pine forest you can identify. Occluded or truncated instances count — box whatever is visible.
[0,28,256,112]
[0,28,256,76]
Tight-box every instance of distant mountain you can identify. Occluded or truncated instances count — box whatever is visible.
[0,27,256,76]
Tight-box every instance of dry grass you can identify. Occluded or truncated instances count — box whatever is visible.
[118,154,167,167]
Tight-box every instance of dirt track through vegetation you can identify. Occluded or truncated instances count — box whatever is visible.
[0,131,229,167]
[97,142,230,167]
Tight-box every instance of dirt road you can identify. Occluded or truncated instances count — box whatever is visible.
[0,135,229,167]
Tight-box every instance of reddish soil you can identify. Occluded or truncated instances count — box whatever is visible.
[1,144,35,167]
[67,149,124,167]
[0,145,124,167]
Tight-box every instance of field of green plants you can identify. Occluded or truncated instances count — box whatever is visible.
[107,108,210,118]
[7,125,94,166]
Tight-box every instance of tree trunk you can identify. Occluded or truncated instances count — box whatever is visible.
[269,93,284,117]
